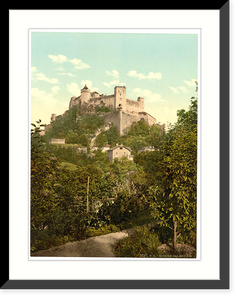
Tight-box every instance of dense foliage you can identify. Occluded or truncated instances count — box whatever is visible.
[31,97,198,255]
[31,123,141,251]
[135,99,198,248]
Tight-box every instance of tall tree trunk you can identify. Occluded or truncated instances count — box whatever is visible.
[86,176,89,214]
[173,220,178,250]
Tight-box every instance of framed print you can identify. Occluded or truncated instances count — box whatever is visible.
[5,4,229,289]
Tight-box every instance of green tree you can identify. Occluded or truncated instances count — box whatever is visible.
[127,120,150,137]
[146,124,165,149]
[44,107,79,140]
[176,98,197,132]
[134,150,163,183]
[94,131,108,147]
[91,149,110,172]
[148,126,197,249]
[65,130,80,144]
[105,125,120,147]
[110,156,137,191]
[31,120,94,251]
[31,121,63,230]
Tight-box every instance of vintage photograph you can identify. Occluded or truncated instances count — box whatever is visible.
[30,31,199,258]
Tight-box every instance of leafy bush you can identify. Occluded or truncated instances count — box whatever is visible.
[85,224,120,238]
[114,227,161,258]
[127,120,150,137]
[95,106,112,113]
[30,229,74,252]
[114,226,196,258]
[99,189,144,225]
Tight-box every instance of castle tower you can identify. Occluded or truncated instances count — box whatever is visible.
[117,104,123,135]
[81,84,91,103]
[137,97,145,111]
[114,86,126,111]
[51,114,56,122]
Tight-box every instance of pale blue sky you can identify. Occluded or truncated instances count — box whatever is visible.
[31,32,198,126]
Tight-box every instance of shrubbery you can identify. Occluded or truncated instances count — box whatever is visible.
[31,98,198,255]
[114,227,161,258]
[98,188,147,226]
[114,226,196,258]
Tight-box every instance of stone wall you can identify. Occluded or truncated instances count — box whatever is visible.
[126,98,143,112]
[49,138,65,144]
[121,111,141,134]
[139,112,156,127]
[102,110,143,135]
[101,95,115,109]
[102,111,121,132]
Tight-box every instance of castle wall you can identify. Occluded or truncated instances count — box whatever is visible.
[102,111,121,132]
[102,111,141,135]
[121,111,141,134]
[88,95,115,109]
[139,112,156,127]
[101,95,115,109]
[126,98,143,112]
[69,96,80,109]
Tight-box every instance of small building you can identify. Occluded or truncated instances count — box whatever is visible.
[107,144,133,163]
[77,147,88,153]
[101,144,111,153]
[49,138,65,145]
[138,146,158,153]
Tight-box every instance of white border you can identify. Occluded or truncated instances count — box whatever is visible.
[9,9,219,280]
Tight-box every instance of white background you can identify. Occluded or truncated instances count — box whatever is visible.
[10,9,218,281]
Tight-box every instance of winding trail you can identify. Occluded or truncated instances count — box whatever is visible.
[31,231,130,257]
[31,223,159,258]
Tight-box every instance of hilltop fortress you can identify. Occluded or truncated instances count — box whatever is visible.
[50,85,158,135]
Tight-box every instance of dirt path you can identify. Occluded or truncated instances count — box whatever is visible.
[31,223,159,258]
[31,231,129,257]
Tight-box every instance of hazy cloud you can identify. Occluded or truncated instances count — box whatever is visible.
[132,87,167,103]
[183,78,198,87]
[66,82,80,96]
[127,70,162,80]
[69,58,91,70]
[51,86,60,94]
[31,67,58,84]
[67,80,98,96]
[48,54,91,69]
[168,86,180,94]
[178,86,188,94]
[48,54,68,63]
[168,79,197,94]
[106,69,119,78]
[80,80,98,91]
[57,72,75,77]
[31,87,67,124]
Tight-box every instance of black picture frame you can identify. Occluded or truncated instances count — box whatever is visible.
[4,3,229,289]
